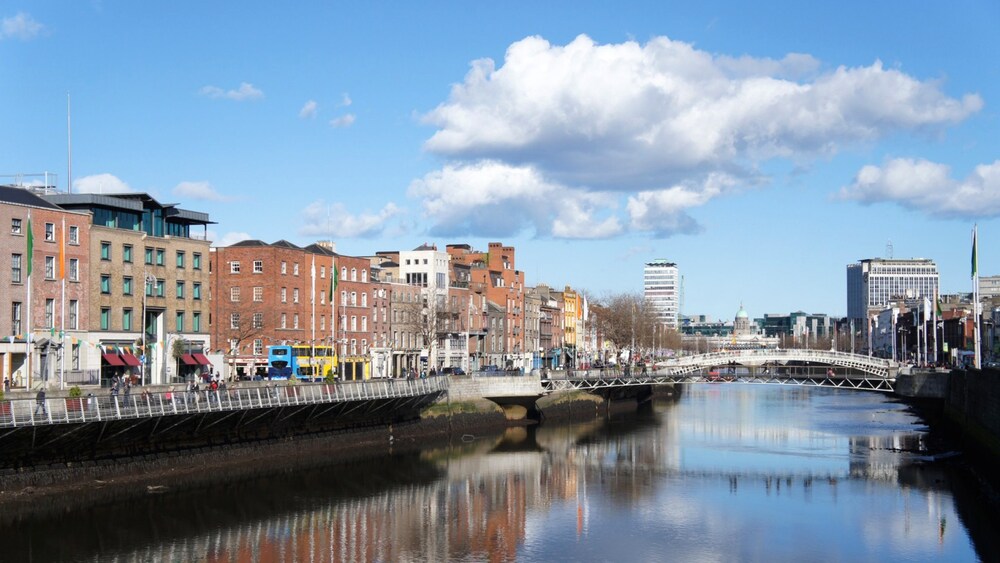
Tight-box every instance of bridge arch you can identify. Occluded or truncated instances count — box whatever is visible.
[656,349,897,379]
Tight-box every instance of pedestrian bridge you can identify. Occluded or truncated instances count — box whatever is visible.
[543,350,899,393]
[656,349,898,379]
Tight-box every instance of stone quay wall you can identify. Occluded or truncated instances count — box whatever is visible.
[943,369,1000,460]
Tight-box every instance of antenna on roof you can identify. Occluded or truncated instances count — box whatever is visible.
[886,240,893,259]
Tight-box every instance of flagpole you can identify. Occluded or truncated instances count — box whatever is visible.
[310,254,316,379]
[25,211,34,390]
[973,225,981,369]
[60,217,66,390]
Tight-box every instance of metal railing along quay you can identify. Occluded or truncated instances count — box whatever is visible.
[0,378,449,429]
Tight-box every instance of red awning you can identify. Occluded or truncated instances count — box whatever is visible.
[193,353,212,366]
[102,353,125,366]
[119,353,141,367]
[180,354,198,365]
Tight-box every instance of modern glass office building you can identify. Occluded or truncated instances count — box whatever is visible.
[847,258,939,322]
[644,260,679,328]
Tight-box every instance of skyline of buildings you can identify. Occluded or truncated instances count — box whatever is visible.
[1,177,995,388]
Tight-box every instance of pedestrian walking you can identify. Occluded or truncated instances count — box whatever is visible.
[2,377,9,393]
[34,389,47,416]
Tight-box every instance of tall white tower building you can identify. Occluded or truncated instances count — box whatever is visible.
[644,260,680,328]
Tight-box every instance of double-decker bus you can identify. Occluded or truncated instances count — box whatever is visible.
[266,345,337,382]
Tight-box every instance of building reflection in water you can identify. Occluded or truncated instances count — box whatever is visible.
[0,386,982,562]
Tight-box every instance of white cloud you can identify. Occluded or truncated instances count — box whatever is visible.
[627,174,740,236]
[410,34,981,238]
[73,173,134,194]
[838,158,1000,218]
[330,113,356,128]
[199,82,264,101]
[298,201,403,238]
[409,161,622,239]
[299,100,318,119]
[210,231,253,247]
[1,12,43,40]
[340,93,352,107]
[173,181,230,202]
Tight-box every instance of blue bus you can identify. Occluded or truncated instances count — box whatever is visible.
[266,345,337,381]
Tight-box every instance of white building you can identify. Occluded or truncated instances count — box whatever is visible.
[644,260,680,329]
[847,258,939,324]
[397,244,454,368]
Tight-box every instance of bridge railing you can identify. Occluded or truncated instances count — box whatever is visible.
[0,378,448,429]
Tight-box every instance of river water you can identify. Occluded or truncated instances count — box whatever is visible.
[3,385,997,562]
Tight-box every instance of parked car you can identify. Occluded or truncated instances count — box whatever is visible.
[441,367,467,376]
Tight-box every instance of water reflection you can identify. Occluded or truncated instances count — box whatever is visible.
[1,385,991,562]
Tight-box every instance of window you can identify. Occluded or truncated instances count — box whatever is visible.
[69,225,79,245]
[281,287,287,303]
[45,222,55,241]
[11,218,21,234]
[123,244,133,263]
[230,313,240,329]
[100,308,110,330]
[253,312,263,329]
[247,286,261,302]
[11,254,21,284]
[280,313,287,329]
[175,311,185,332]
[293,288,299,303]
[44,256,55,279]
[321,317,326,331]
[193,253,202,270]
[253,260,263,273]
[293,313,299,329]
[351,268,357,281]
[68,300,78,330]
[144,247,153,264]
[341,291,347,306]
[351,316,357,331]
[351,339,357,355]
[293,263,299,276]
[362,269,367,282]
[230,261,241,274]
[320,290,326,305]
[281,261,287,274]
[230,287,240,302]
[362,293,367,307]
[362,316,367,332]
[72,343,80,370]
[193,282,202,300]
[101,241,111,260]
[176,251,185,268]
[155,279,165,297]
[123,276,133,295]
[11,302,22,335]
[341,266,347,281]
[123,308,133,331]
[155,248,165,266]
[253,339,263,355]
[193,312,202,333]
[100,275,111,294]
[351,292,357,306]
[176,281,185,299]
[320,265,326,279]
[69,258,79,281]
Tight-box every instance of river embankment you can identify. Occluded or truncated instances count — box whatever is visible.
[0,387,614,515]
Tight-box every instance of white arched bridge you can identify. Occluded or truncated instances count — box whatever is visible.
[544,349,900,393]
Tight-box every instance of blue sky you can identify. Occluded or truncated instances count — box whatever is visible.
[2,1,997,320]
